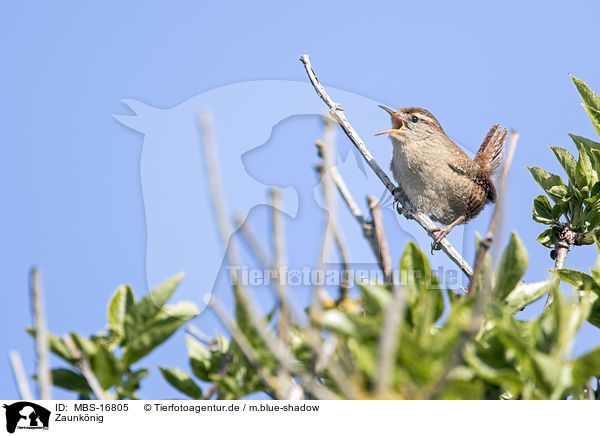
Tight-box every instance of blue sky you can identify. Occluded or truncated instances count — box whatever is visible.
[1,1,600,399]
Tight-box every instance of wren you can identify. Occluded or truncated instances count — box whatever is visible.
[376,106,507,249]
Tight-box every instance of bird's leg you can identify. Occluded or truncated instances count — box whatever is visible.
[430,215,466,252]
[392,186,408,214]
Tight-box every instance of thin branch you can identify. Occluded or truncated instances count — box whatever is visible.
[303,329,359,399]
[9,350,34,400]
[374,283,407,396]
[185,325,216,346]
[200,350,233,400]
[271,188,290,343]
[320,149,393,284]
[314,117,351,301]
[63,336,108,400]
[427,130,519,399]
[544,229,572,310]
[199,111,300,399]
[209,296,342,400]
[234,215,272,270]
[367,196,393,284]
[467,130,519,294]
[199,111,234,257]
[208,297,284,398]
[30,268,52,400]
[300,54,473,279]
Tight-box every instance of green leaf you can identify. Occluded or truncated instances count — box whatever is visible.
[89,341,123,390]
[472,239,495,296]
[319,310,361,338]
[572,346,600,385]
[400,242,443,332]
[536,228,557,249]
[569,134,600,160]
[125,273,185,340]
[121,369,149,396]
[70,333,97,357]
[400,241,432,288]
[50,368,92,394]
[494,232,529,301]
[122,301,198,366]
[549,146,578,186]
[532,196,556,225]
[360,282,391,315]
[347,338,376,380]
[572,75,600,112]
[108,285,135,328]
[576,141,598,188]
[551,269,594,289]
[527,167,567,202]
[186,336,215,381]
[504,279,556,313]
[552,202,568,219]
[159,366,203,399]
[587,297,600,329]
[584,105,600,137]
[27,329,75,365]
[571,75,600,136]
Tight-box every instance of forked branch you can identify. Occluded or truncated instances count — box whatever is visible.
[300,54,473,279]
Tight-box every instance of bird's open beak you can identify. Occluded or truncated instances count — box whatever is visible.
[375,105,403,136]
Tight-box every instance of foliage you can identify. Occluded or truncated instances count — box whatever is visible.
[17,76,600,401]
[161,236,600,399]
[529,76,600,252]
[28,274,198,399]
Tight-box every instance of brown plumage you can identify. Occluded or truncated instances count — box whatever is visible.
[377,106,508,248]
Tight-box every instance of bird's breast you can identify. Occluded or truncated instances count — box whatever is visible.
[390,137,464,224]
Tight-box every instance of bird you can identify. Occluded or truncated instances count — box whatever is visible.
[376,106,507,250]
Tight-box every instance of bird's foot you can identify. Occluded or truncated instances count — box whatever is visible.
[430,226,451,253]
[429,215,466,253]
[392,187,407,214]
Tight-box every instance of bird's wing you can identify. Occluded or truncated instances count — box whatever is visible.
[448,160,497,203]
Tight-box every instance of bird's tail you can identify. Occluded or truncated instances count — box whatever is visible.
[474,124,508,178]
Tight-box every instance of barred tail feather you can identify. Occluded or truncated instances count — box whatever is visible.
[474,124,508,178]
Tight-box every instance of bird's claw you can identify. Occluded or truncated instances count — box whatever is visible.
[430,227,449,253]
[392,187,406,214]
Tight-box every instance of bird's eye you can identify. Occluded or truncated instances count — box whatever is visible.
[411,115,419,123]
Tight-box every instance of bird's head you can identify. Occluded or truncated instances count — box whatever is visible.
[376,106,445,142]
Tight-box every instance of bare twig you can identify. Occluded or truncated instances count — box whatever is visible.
[30,268,52,400]
[544,229,573,310]
[303,329,358,399]
[199,111,234,257]
[427,130,519,399]
[316,139,391,287]
[314,118,352,301]
[327,162,383,260]
[271,188,290,343]
[210,297,341,400]
[374,283,407,396]
[200,350,233,400]
[300,54,473,279]
[208,297,283,398]
[199,111,301,399]
[467,131,519,294]
[63,336,108,400]
[185,325,216,346]
[9,350,34,400]
[367,196,393,284]
[234,215,272,270]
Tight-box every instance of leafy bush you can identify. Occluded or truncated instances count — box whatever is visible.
[29,274,197,399]
[16,75,600,400]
